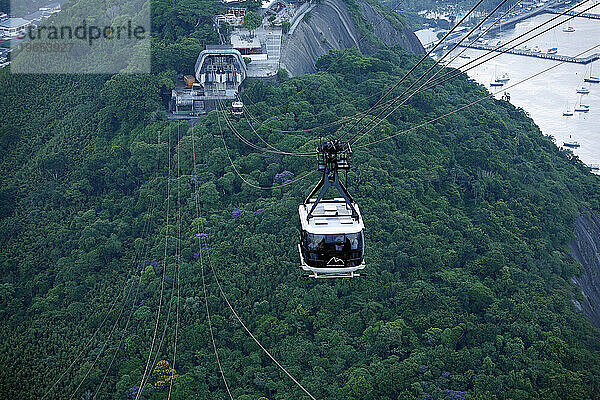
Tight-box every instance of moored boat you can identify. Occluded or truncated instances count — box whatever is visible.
[577,87,590,94]
[563,140,580,148]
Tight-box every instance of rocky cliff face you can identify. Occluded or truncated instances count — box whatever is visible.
[358,0,424,54]
[280,0,424,77]
[569,211,600,328]
[280,0,361,77]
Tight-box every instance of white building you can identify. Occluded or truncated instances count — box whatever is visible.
[216,7,247,26]
[230,32,268,61]
[40,3,61,17]
[0,18,32,38]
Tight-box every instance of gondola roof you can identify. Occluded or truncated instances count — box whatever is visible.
[299,198,364,235]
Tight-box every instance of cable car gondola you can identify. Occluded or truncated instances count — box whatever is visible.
[298,140,366,278]
[231,101,244,115]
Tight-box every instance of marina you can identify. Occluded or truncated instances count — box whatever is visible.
[546,9,600,20]
[457,43,600,64]
[443,4,600,170]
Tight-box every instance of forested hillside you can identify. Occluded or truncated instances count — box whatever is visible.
[1,0,600,399]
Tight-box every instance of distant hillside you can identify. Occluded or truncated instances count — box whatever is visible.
[281,0,424,76]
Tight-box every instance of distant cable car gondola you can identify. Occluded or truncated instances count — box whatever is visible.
[298,140,366,278]
[232,101,244,115]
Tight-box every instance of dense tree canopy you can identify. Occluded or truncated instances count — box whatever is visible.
[0,1,599,399]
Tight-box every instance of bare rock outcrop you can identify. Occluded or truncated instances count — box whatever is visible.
[280,0,424,77]
[569,210,600,328]
[357,0,424,54]
[280,0,361,76]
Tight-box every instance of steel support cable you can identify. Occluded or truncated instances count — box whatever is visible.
[72,192,160,399]
[93,195,162,399]
[41,276,127,399]
[219,100,317,157]
[409,0,597,101]
[138,126,183,396]
[191,122,235,400]
[242,0,487,136]
[347,0,590,145]
[238,0,411,135]
[381,0,524,116]
[167,124,183,400]
[69,272,138,399]
[217,107,317,190]
[143,272,176,388]
[225,111,315,156]
[203,246,318,400]
[350,0,598,146]
[337,0,488,142]
[436,0,524,74]
[94,132,168,398]
[353,42,600,150]
[135,126,174,400]
[346,0,512,144]
[240,97,354,133]
[41,189,159,400]
[205,113,320,399]
[240,96,394,135]
[224,98,282,152]
[234,97,282,153]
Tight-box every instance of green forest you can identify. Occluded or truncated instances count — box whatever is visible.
[1,0,600,399]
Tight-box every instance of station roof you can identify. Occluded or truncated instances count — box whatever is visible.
[0,18,31,28]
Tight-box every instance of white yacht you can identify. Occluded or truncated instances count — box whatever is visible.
[577,87,590,95]
[585,76,600,84]
[584,62,599,83]
[563,136,580,148]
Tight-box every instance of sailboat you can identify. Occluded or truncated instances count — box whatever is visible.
[490,66,504,87]
[547,30,558,54]
[574,98,590,112]
[584,62,599,83]
[495,72,510,83]
[563,103,573,116]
